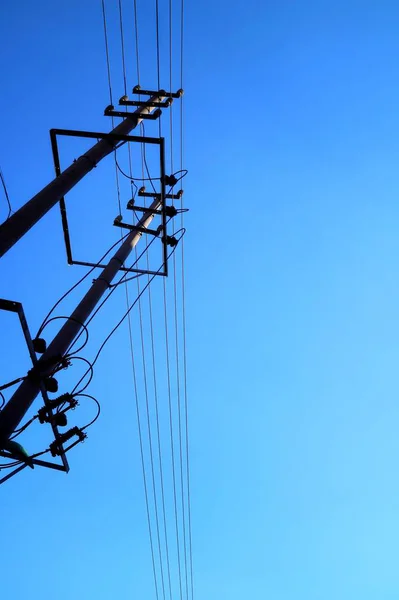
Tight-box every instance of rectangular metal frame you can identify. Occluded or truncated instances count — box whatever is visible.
[50,129,167,276]
[0,299,69,476]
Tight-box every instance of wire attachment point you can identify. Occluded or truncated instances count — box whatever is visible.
[163,235,179,247]
[50,427,86,457]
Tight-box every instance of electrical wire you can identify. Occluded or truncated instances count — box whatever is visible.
[118,0,128,96]
[132,112,167,600]
[172,169,188,182]
[116,6,164,584]
[127,294,158,596]
[166,5,189,596]
[30,448,51,460]
[36,232,131,338]
[136,266,167,600]
[144,210,173,600]
[173,250,189,600]
[0,459,24,470]
[76,393,101,430]
[37,316,90,356]
[9,415,38,440]
[0,376,25,392]
[65,356,95,395]
[97,3,192,598]
[126,283,160,600]
[72,233,185,392]
[162,275,183,600]
[101,0,113,106]
[0,167,12,220]
[178,2,194,594]
[115,158,161,182]
[133,0,141,86]
[155,0,161,89]
[123,8,168,586]
[81,233,160,333]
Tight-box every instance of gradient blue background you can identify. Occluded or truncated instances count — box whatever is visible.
[1,1,399,598]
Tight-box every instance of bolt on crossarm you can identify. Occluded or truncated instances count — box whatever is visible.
[0,95,165,258]
[0,198,162,444]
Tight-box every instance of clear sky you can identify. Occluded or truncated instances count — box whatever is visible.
[1,1,399,598]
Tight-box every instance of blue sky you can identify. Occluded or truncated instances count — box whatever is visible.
[1,1,399,598]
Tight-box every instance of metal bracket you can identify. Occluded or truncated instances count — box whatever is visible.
[0,299,69,475]
[104,105,162,120]
[50,129,169,277]
[119,96,173,108]
[133,85,184,99]
[138,186,183,200]
[126,201,178,218]
[113,218,162,237]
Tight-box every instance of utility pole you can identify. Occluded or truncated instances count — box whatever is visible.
[0,197,161,443]
[0,86,183,456]
[0,92,166,258]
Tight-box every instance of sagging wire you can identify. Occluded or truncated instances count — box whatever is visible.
[36,232,131,339]
[36,316,90,356]
[115,159,160,183]
[115,158,187,192]
[62,356,95,396]
[75,393,101,431]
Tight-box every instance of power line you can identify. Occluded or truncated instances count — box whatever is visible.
[155,0,161,90]
[0,168,12,220]
[101,0,113,106]
[136,272,167,600]
[133,124,166,600]
[126,289,160,600]
[168,1,190,596]
[146,234,173,600]
[116,9,164,592]
[163,276,183,600]
[173,247,189,600]
[118,0,128,95]
[97,4,193,598]
[179,0,194,595]
[133,0,141,85]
